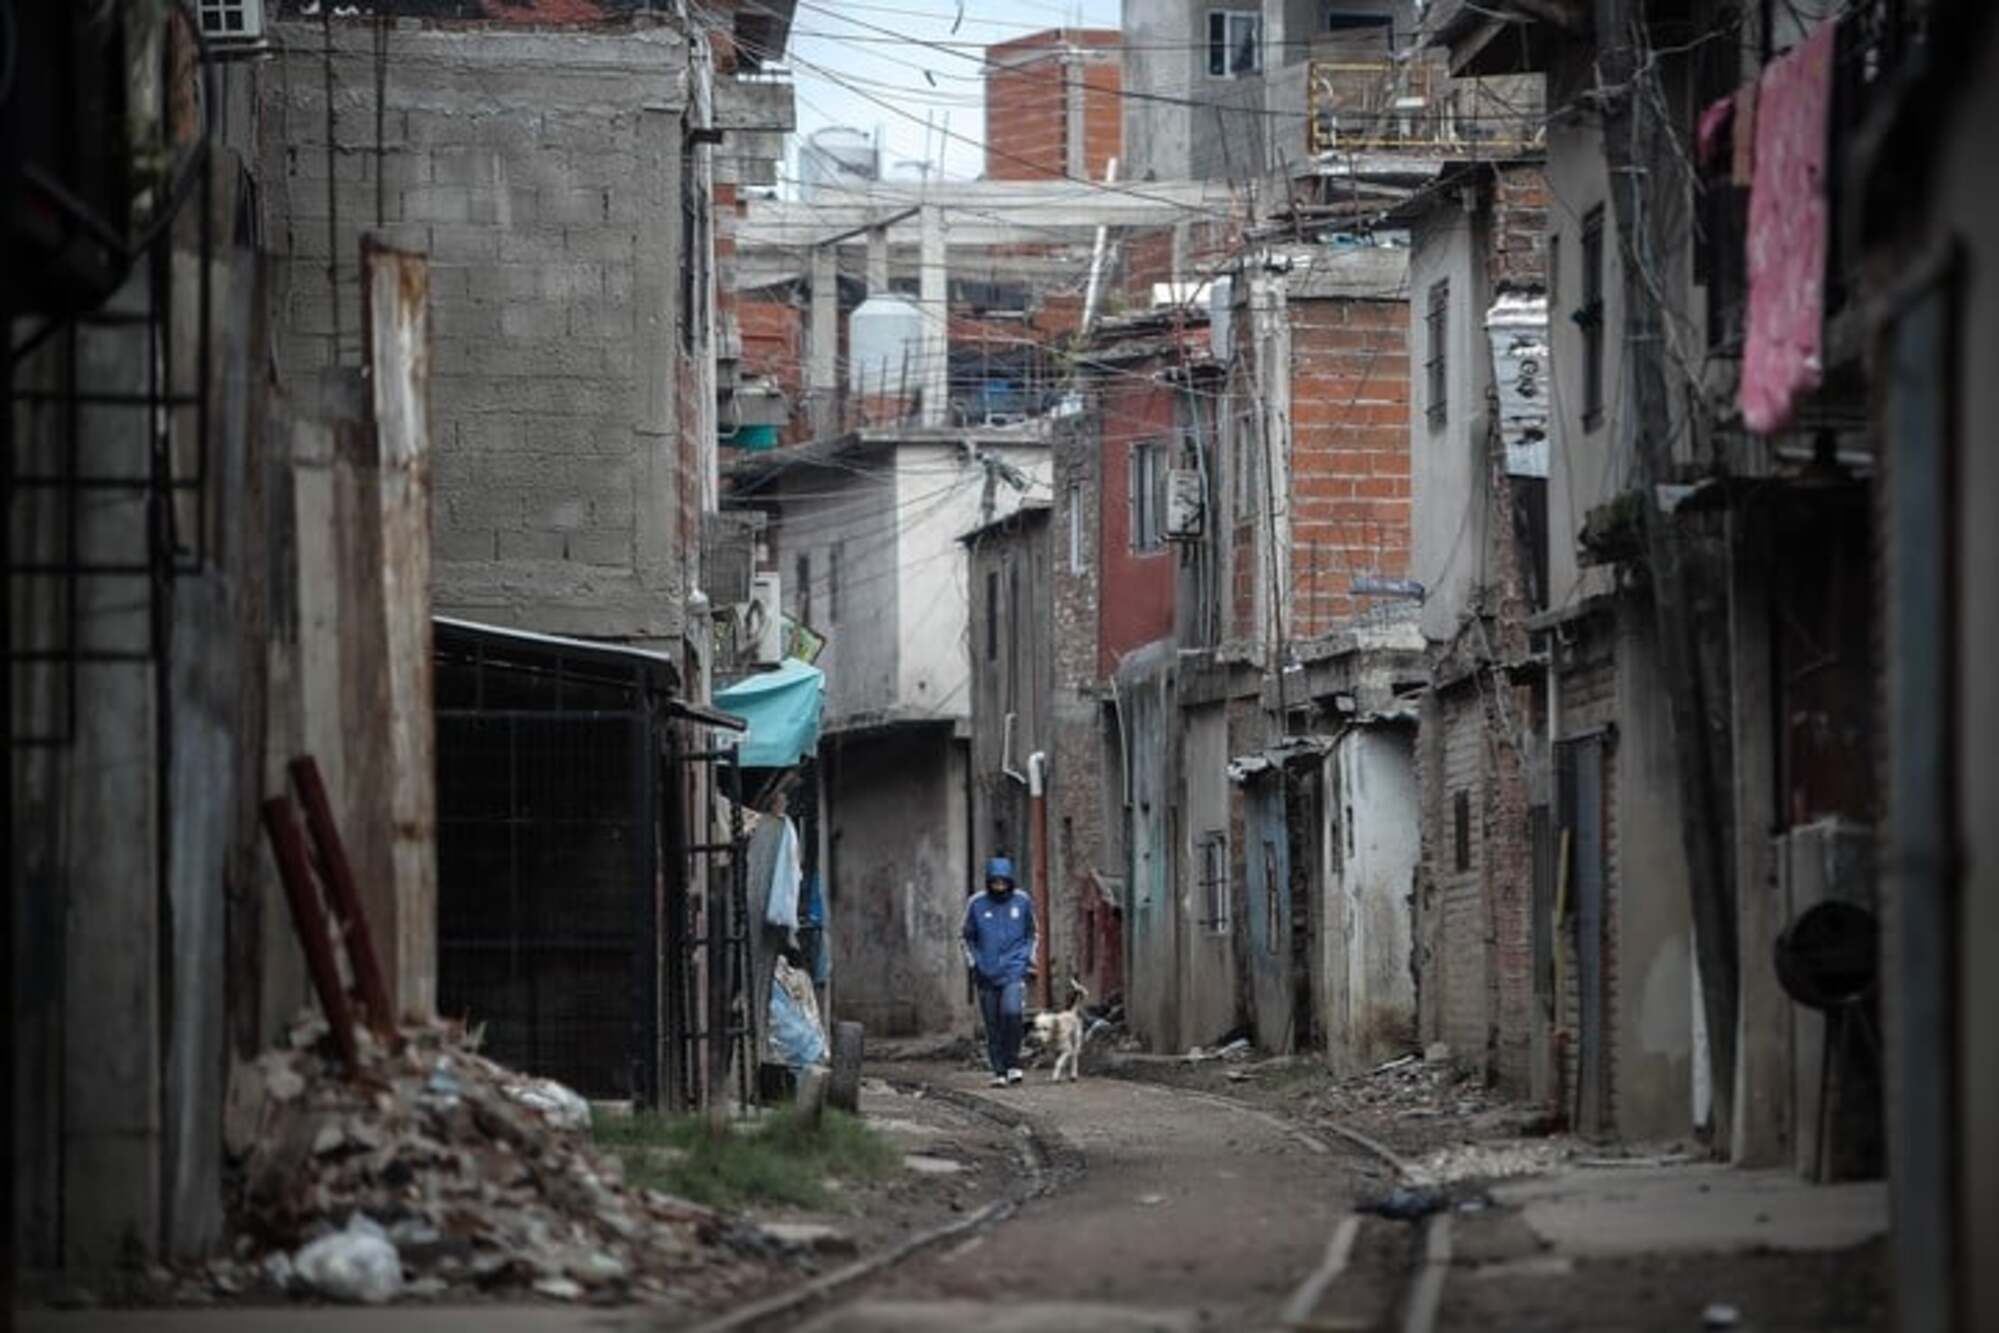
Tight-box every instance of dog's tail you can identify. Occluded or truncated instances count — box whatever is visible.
[1067,976,1090,1013]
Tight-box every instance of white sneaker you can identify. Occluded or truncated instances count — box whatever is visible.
[990,1073,1008,1087]
[1006,1068,1024,1085]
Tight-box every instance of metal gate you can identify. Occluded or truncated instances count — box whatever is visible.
[661,728,755,1114]
[434,619,676,1103]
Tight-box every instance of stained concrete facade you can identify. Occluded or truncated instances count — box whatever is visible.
[259,21,700,644]
[1120,0,1406,182]
[1860,6,1999,1325]
[1323,725,1421,1069]
[737,428,1051,1037]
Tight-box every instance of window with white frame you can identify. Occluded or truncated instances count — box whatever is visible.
[1068,480,1085,573]
[1130,440,1167,551]
[1207,10,1263,78]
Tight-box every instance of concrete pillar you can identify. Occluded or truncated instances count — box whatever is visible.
[866,226,889,298]
[1063,51,1087,181]
[919,205,948,427]
[1728,516,1788,1166]
[65,279,163,1266]
[809,243,839,436]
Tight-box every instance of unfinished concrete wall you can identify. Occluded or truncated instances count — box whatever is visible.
[823,727,973,1037]
[1120,0,1202,181]
[967,510,1053,962]
[1610,604,1697,1140]
[1180,701,1237,1052]
[1936,33,1999,1321]
[1122,646,1182,1049]
[1410,206,1493,644]
[258,21,692,642]
[895,441,1051,718]
[1329,725,1420,1068]
[771,455,900,720]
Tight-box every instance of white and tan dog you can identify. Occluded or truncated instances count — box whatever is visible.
[1031,979,1090,1082]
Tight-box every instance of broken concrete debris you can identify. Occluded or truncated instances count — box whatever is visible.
[202,1014,773,1307]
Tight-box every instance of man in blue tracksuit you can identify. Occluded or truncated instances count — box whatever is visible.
[962,855,1037,1086]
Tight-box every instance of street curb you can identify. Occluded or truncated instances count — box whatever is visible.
[680,1077,1073,1333]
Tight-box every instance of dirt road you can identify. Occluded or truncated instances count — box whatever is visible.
[787,1066,1376,1333]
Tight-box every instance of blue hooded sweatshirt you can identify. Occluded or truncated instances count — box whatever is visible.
[961,887,1036,987]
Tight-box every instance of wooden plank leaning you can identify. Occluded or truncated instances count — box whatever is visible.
[289,755,397,1042]
[261,794,362,1077]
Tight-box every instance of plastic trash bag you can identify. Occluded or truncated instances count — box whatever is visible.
[505,1076,591,1132]
[768,958,828,1068]
[293,1213,402,1304]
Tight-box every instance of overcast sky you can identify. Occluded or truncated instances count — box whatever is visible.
[783,0,1122,190]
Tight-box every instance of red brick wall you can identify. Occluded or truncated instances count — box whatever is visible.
[737,294,801,397]
[984,30,1121,182]
[1097,371,1178,676]
[1123,228,1178,303]
[1288,297,1411,636]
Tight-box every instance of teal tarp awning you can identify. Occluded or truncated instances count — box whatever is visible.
[713,660,825,769]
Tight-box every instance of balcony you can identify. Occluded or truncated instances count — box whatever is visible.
[1306,57,1543,158]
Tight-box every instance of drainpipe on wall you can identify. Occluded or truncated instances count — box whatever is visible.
[1029,751,1051,1010]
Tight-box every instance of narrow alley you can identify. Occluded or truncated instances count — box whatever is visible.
[5,0,1991,1329]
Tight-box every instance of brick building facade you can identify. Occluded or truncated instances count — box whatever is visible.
[984,29,1123,183]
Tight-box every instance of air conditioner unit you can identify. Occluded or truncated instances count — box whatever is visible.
[198,1,268,50]
[739,573,785,666]
[1164,468,1204,541]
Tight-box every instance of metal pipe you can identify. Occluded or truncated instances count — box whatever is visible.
[1080,157,1121,332]
[1029,751,1050,1009]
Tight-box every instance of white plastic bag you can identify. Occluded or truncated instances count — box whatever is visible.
[293,1213,402,1304]
[505,1076,592,1132]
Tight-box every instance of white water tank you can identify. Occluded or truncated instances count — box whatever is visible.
[800,127,879,199]
[848,295,926,396]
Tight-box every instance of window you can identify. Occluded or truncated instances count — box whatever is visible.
[985,569,999,661]
[1263,840,1281,945]
[795,551,812,627]
[1198,831,1230,932]
[1067,480,1085,573]
[1130,440,1166,551]
[1579,205,1606,433]
[1426,278,1450,429]
[1007,559,1021,710]
[1207,10,1262,78]
[1453,790,1472,872]
[828,541,843,623]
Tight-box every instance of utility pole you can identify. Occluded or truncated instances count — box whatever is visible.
[1592,0,1739,1147]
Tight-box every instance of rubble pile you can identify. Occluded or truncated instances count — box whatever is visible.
[1408,1139,1573,1187]
[1317,1051,1491,1123]
[1300,1049,1566,1160]
[206,1016,771,1307]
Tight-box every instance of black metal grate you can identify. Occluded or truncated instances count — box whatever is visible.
[435,631,660,1103]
